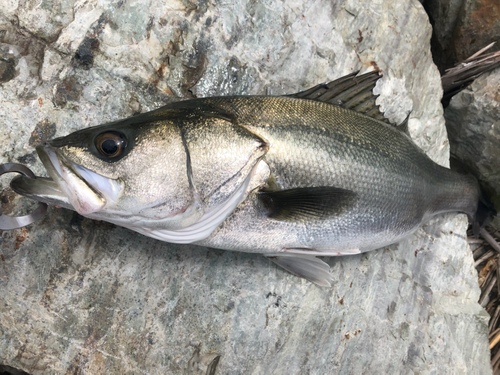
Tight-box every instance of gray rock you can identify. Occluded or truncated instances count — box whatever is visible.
[0,0,490,373]
[422,0,500,72]
[446,68,500,213]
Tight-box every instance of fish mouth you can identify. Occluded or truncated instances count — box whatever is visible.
[10,146,123,215]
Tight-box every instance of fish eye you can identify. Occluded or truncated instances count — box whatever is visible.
[95,132,127,158]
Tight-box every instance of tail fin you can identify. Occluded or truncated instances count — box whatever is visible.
[450,157,497,236]
[473,192,497,237]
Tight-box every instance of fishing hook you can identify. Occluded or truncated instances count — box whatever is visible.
[0,163,48,230]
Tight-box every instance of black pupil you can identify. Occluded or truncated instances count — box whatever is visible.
[101,139,118,155]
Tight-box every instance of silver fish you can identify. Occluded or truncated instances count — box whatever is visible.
[11,71,480,286]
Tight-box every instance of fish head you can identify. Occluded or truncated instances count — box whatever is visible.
[11,119,198,229]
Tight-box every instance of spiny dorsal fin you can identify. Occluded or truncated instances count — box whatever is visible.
[287,71,389,124]
[257,186,357,222]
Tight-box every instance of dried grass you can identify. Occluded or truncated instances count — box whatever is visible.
[470,226,500,373]
[442,42,500,103]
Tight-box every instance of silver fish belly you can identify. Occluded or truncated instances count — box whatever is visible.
[10,72,480,286]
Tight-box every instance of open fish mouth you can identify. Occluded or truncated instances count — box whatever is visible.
[10,146,123,216]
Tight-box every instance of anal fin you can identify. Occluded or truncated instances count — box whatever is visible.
[266,254,333,287]
[282,247,361,256]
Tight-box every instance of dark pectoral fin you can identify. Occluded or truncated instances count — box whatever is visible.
[257,186,357,222]
[287,71,389,123]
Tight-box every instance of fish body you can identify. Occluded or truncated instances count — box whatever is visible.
[12,72,480,285]
[194,96,478,254]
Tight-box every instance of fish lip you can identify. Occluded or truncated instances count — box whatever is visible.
[37,145,101,197]
[32,145,105,214]
[8,146,72,209]
[36,145,63,183]
[9,175,72,210]
[34,145,122,215]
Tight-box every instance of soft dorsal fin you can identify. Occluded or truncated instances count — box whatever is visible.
[287,71,390,124]
[396,111,411,135]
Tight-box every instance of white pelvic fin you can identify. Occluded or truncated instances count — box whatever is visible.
[282,247,361,256]
[266,254,333,287]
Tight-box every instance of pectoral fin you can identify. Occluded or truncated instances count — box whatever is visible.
[257,186,357,222]
[266,254,333,287]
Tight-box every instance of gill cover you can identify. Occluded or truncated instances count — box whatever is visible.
[123,105,269,241]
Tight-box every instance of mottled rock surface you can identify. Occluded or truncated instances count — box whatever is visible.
[446,68,500,212]
[0,0,490,373]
